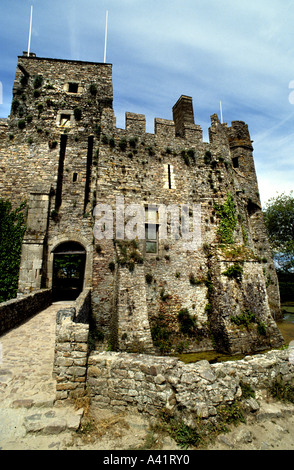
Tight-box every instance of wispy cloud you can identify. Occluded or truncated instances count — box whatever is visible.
[0,0,293,205]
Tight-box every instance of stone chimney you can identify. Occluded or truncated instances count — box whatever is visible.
[172,95,195,137]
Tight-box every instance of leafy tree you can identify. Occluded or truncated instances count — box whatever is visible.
[0,199,26,302]
[53,254,83,279]
[263,192,294,273]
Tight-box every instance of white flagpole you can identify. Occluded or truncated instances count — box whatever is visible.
[220,101,223,124]
[104,10,109,63]
[27,5,33,56]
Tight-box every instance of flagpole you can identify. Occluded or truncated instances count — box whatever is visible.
[220,101,223,124]
[104,10,109,63]
[27,5,33,56]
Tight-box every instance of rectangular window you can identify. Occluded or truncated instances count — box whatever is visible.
[233,157,239,169]
[168,164,172,189]
[145,206,159,254]
[68,82,79,93]
[60,114,71,128]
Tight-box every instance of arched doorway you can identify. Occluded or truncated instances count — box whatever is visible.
[52,241,86,301]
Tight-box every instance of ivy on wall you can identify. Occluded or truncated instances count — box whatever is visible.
[0,199,26,302]
[214,192,237,244]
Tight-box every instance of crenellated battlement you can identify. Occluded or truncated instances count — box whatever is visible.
[0,53,283,358]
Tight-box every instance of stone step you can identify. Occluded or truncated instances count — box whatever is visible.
[256,402,294,422]
[23,406,83,435]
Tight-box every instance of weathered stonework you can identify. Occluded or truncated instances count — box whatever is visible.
[53,289,91,401]
[87,349,294,420]
[0,52,284,356]
[0,288,52,336]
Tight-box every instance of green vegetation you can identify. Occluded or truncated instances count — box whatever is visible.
[214,193,237,244]
[89,83,98,96]
[119,138,128,151]
[155,400,246,449]
[33,75,43,89]
[230,310,256,327]
[178,308,197,336]
[18,119,26,130]
[230,310,267,336]
[151,315,172,354]
[0,199,26,302]
[181,149,195,166]
[189,273,206,286]
[269,377,294,403]
[222,263,243,282]
[263,191,294,273]
[116,240,143,272]
[204,150,212,164]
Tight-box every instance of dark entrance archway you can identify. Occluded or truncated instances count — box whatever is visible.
[52,241,86,301]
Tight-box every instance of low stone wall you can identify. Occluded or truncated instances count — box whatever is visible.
[87,348,294,420]
[53,289,91,401]
[0,289,52,336]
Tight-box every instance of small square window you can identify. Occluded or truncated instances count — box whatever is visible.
[68,82,79,93]
[60,114,71,127]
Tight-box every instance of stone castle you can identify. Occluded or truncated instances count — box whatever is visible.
[0,52,284,356]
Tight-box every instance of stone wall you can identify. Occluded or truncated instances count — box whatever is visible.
[0,53,283,357]
[87,349,294,421]
[0,288,52,336]
[53,289,91,401]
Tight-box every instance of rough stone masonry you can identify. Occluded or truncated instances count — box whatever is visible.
[0,51,284,356]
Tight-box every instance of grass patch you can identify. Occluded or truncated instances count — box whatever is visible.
[155,400,246,449]
[269,377,294,403]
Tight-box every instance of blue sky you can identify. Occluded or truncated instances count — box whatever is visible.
[0,0,293,206]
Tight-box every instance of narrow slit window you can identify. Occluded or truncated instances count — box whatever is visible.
[55,134,67,210]
[168,164,172,189]
[73,172,78,182]
[145,206,159,254]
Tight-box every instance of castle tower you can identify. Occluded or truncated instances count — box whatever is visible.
[0,53,284,355]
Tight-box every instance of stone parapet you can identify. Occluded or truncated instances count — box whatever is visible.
[87,349,294,421]
[53,289,91,401]
[0,289,52,336]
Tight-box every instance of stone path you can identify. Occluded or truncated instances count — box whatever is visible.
[0,302,84,450]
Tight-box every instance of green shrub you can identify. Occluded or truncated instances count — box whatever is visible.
[204,151,212,164]
[33,75,43,89]
[222,263,243,281]
[230,310,256,327]
[89,83,98,95]
[0,199,26,302]
[151,319,172,354]
[119,138,128,151]
[178,308,196,336]
[11,99,20,113]
[269,377,294,403]
[18,119,26,130]
[214,192,237,244]
[129,137,138,148]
